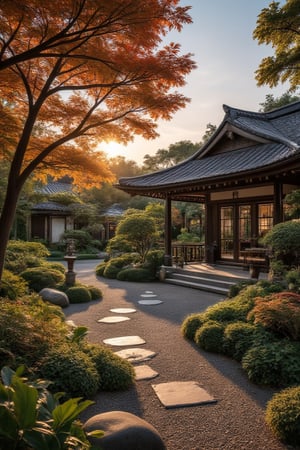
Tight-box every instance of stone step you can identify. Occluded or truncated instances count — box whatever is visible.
[163,267,247,295]
[164,277,229,295]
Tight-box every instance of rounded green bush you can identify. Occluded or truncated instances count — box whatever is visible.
[20,267,64,292]
[0,270,28,299]
[181,313,206,341]
[66,286,92,303]
[87,285,103,300]
[266,386,300,446]
[117,268,154,282]
[194,321,225,353]
[84,344,135,391]
[39,345,99,398]
[103,263,121,279]
[203,299,251,324]
[223,322,258,361]
[242,341,300,387]
[42,261,66,274]
[95,262,106,276]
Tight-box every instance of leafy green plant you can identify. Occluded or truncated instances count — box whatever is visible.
[4,240,50,274]
[223,322,258,360]
[0,366,103,449]
[285,267,300,292]
[194,321,225,353]
[66,286,92,303]
[249,292,300,340]
[86,285,103,300]
[95,262,106,276]
[262,219,300,266]
[228,280,255,298]
[142,249,164,276]
[181,313,206,341]
[0,295,67,368]
[242,341,300,387]
[0,269,28,299]
[20,267,65,292]
[265,386,300,446]
[84,343,135,391]
[39,345,99,398]
[117,267,154,282]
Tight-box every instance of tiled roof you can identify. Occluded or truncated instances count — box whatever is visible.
[38,182,73,195]
[118,101,300,191]
[31,201,71,212]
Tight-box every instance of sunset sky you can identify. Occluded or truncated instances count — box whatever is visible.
[101,0,289,163]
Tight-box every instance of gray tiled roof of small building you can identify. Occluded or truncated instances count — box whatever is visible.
[39,182,73,195]
[31,201,71,212]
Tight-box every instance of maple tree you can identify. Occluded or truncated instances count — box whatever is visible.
[0,0,195,281]
[253,0,300,90]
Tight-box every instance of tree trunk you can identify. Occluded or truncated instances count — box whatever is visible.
[0,185,20,283]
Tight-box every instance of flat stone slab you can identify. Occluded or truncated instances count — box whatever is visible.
[98,316,131,324]
[103,336,146,346]
[135,365,159,381]
[114,348,157,363]
[138,299,163,305]
[140,293,157,298]
[110,308,137,314]
[145,291,154,294]
[152,381,217,409]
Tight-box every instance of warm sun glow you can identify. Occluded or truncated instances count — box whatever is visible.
[100,141,127,159]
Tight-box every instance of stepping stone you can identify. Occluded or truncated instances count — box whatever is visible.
[115,348,157,363]
[135,365,159,381]
[103,336,146,346]
[145,291,154,294]
[152,381,217,409]
[97,316,130,324]
[138,299,163,305]
[141,293,157,298]
[110,308,136,314]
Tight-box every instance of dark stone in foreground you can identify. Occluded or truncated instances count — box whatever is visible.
[83,411,166,450]
[39,288,69,308]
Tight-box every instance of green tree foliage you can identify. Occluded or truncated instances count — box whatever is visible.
[115,213,158,261]
[253,0,300,90]
[142,140,201,171]
[284,189,300,219]
[259,92,300,112]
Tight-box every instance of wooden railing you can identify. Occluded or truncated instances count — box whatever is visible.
[172,243,205,265]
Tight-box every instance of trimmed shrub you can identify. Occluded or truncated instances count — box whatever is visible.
[95,262,106,276]
[265,386,300,446]
[249,292,300,340]
[262,219,300,266]
[0,294,67,368]
[194,321,225,353]
[103,263,121,279]
[66,286,92,303]
[87,285,103,300]
[117,267,154,282]
[181,313,206,341]
[39,345,99,398]
[228,280,255,298]
[242,341,300,387]
[20,267,64,292]
[0,269,28,299]
[42,261,66,273]
[84,344,135,391]
[60,229,93,252]
[285,267,300,292]
[203,299,252,324]
[4,240,50,274]
[223,322,259,361]
[143,249,164,276]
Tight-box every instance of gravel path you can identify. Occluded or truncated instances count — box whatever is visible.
[64,260,290,450]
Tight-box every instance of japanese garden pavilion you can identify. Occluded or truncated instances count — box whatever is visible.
[117,101,300,267]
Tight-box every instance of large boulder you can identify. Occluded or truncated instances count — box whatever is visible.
[83,411,166,450]
[39,288,69,308]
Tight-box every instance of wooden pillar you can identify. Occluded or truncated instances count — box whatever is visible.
[274,182,283,224]
[164,195,172,266]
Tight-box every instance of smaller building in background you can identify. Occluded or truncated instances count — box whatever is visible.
[29,181,74,243]
[100,203,124,240]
